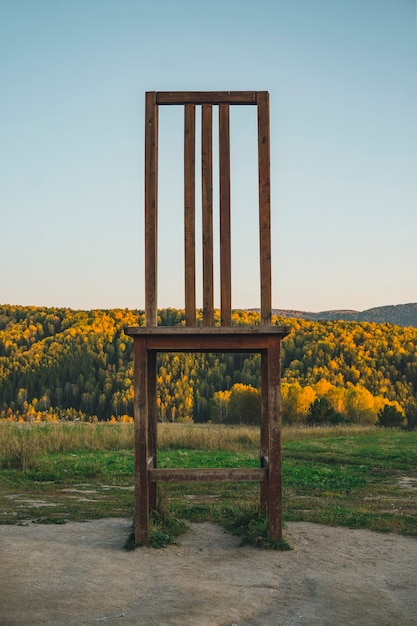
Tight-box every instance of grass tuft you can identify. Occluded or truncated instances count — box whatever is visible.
[218,505,292,550]
[124,510,188,550]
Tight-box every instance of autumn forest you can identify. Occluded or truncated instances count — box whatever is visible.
[1,305,417,427]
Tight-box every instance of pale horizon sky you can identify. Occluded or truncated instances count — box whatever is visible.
[1,0,416,313]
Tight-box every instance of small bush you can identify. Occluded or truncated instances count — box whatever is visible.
[377,405,406,428]
[306,398,347,426]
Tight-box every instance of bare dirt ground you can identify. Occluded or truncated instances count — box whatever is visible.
[1,518,417,626]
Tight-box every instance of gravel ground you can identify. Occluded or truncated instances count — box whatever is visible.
[1,518,417,626]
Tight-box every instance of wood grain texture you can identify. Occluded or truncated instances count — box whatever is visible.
[260,351,269,512]
[201,104,214,326]
[184,104,196,326]
[149,467,267,483]
[267,336,282,541]
[134,337,149,544]
[156,91,258,105]
[124,326,290,353]
[125,325,291,336]
[219,104,231,326]
[144,92,158,327]
[147,350,157,512]
[257,91,272,326]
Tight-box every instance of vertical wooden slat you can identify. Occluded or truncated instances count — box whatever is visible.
[134,337,149,544]
[267,336,282,541]
[260,350,269,512]
[184,104,196,326]
[148,350,157,511]
[257,91,272,326]
[201,104,214,326]
[219,104,231,326]
[145,92,158,327]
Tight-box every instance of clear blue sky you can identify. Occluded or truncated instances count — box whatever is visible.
[1,0,416,313]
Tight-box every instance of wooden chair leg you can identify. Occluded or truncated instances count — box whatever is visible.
[267,337,283,541]
[134,337,150,544]
[148,350,157,512]
[260,351,269,513]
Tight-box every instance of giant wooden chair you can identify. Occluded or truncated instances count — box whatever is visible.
[125,91,290,544]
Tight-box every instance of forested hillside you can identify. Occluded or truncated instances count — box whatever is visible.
[271,302,417,327]
[1,305,417,426]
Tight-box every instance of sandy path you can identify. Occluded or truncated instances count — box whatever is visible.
[1,518,417,626]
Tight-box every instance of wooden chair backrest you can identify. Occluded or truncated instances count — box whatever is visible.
[144,91,272,328]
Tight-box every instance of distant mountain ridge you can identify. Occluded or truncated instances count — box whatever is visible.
[267,303,417,328]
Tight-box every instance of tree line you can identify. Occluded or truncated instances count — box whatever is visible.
[0,305,416,427]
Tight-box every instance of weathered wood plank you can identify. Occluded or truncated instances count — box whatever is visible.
[202,104,214,326]
[146,335,270,352]
[124,327,291,354]
[267,335,282,541]
[219,103,231,326]
[134,337,150,544]
[149,467,267,483]
[257,91,272,326]
[184,104,196,326]
[156,91,258,105]
[145,92,158,327]
[148,350,157,511]
[125,325,291,336]
[260,351,269,512]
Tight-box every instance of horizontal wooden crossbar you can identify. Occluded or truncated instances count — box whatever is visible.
[149,467,268,483]
[125,326,291,335]
[155,91,260,105]
[124,326,290,354]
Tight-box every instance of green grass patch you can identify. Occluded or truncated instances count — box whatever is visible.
[159,449,258,469]
[0,422,416,542]
[24,450,134,483]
